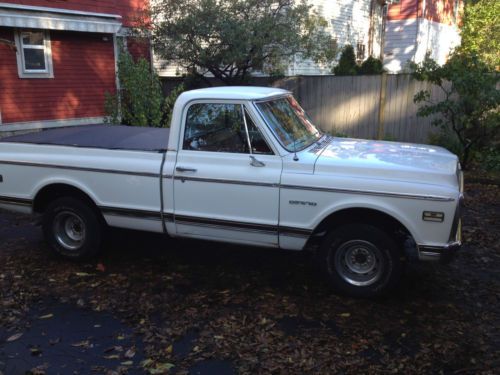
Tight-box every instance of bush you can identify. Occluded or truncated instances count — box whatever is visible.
[333,45,358,76]
[163,83,186,127]
[105,52,165,127]
[427,130,464,159]
[411,52,499,169]
[358,56,384,75]
[475,145,500,172]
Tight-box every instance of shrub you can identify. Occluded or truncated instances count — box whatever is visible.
[358,56,384,75]
[333,45,358,76]
[411,52,499,169]
[163,83,186,127]
[105,52,165,127]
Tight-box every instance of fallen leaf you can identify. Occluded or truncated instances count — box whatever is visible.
[6,333,23,342]
[71,340,91,348]
[75,272,93,277]
[121,361,134,366]
[149,363,175,374]
[38,313,54,319]
[141,359,154,368]
[96,263,106,272]
[339,313,351,318]
[165,345,173,354]
[103,354,120,360]
[124,347,136,359]
[49,338,60,345]
[30,347,42,356]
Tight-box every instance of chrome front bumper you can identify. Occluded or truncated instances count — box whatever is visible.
[418,237,462,263]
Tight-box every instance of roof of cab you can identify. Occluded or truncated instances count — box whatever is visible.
[177,86,290,104]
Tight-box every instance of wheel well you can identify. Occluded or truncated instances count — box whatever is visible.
[33,184,100,215]
[307,208,413,249]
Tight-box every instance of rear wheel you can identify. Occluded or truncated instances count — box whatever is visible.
[318,224,404,298]
[42,197,102,260]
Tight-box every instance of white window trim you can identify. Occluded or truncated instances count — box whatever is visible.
[14,29,54,79]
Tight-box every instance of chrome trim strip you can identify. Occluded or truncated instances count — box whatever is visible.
[281,184,455,202]
[100,206,162,221]
[0,195,32,206]
[176,220,278,235]
[175,215,278,233]
[279,226,313,236]
[172,175,279,188]
[173,214,312,237]
[0,160,160,178]
[167,174,454,202]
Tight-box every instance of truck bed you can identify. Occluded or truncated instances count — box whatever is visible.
[0,125,170,152]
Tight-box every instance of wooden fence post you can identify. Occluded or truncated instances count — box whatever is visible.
[377,73,388,140]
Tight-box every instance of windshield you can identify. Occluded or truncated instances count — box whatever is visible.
[256,96,322,152]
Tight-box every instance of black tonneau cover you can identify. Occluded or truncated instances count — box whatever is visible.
[0,125,170,152]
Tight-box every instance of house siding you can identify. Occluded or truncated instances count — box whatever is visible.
[384,0,462,73]
[0,27,116,124]
[289,0,379,75]
[383,18,418,73]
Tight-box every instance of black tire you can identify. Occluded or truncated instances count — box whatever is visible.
[42,197,102,260]
[318,224,404,298]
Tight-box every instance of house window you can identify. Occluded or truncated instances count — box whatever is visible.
[356,42,366,61]
[15,30,54,78]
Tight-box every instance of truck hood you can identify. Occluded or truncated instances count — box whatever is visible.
[314,137,459,189]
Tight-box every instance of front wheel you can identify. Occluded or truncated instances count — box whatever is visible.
[318,224,404,298]
[42,197,102,260]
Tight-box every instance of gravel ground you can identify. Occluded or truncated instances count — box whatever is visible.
[0,181,499,375]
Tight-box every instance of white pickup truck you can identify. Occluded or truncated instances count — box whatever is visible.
[0,87,463,297]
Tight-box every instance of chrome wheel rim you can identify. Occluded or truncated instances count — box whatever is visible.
[334,240,384,286]
[53,211,86,250]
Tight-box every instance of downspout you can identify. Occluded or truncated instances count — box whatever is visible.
[112,33,122,123]
[414,0,426,63]
[368,0,376,57]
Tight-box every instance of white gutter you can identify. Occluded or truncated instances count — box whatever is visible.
[0,3,123,34]
[0,2,122,20]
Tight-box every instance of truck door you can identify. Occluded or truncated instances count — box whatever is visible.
[172,101,282,247]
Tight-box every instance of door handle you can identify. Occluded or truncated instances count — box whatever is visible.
[249,155,265,167]
[176,166,197,173]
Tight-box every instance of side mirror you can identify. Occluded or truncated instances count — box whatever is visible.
[249,155,265,167]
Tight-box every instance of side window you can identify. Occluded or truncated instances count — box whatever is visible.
[183,103,273,155]
[184,103,247,153]
[245,111,273,155]
[15,30,54,79]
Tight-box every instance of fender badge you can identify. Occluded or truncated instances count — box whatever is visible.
[289,200,317,207]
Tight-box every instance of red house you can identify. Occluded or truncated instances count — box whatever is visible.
[383,0,463,73]
[0,0,149,135]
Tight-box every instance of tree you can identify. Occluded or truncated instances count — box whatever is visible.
[411,53,499,169]
[333,45,357,76]
[460,0,499,69]
[147,0,335,85]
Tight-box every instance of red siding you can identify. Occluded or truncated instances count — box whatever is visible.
[2,0,148,27]
[0,27,116,124]
[388,0,463,25]
[387,0,420,21]
[425,0,463,26]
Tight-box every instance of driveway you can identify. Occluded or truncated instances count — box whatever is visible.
[0,181,499,374]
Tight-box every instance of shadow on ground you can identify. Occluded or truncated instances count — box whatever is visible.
[0,182,499,374]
